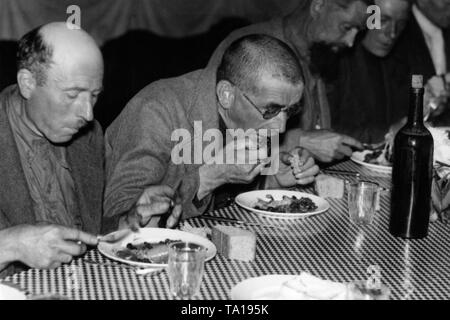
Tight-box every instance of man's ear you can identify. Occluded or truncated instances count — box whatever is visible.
[310,0,325,19]
[216,80,235,110]
[17,69,36,99]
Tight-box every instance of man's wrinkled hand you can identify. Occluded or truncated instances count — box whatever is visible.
[131,185,182,229]
[275,148,320,187]
[198,161,270,200]
[197,136,271,199]
[4,224,97,269]
[424,75,450,120]
[299,130,363,163]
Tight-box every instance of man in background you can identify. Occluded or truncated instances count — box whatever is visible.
[392,0,450,126]
[327,0,412,143]
[104,35,319,222]
[205,0,372,163]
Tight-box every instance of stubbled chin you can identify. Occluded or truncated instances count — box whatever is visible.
[47,133,74,144]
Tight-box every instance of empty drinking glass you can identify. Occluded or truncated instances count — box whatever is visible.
[167,242,206,299]
[347,181,380,226]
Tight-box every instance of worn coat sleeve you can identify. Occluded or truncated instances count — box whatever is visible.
[103,90,212,225]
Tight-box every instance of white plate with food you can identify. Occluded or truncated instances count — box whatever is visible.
[0,283,27,300]
[98,228,217,268]
[351,147,392,174]
[235,190,329,220]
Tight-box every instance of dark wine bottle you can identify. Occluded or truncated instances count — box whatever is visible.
[389,75,434,239]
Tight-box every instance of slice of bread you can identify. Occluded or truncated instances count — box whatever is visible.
[211,225,256,262]
[314,174,345,199]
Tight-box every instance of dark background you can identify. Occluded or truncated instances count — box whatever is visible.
[0,17,250,129]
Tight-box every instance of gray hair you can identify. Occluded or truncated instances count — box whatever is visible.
[217,34,303,94]
[17,25,53,86]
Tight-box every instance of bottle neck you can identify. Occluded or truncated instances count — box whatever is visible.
[407,87,424,127]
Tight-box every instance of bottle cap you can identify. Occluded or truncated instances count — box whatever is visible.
[412,75,423,89]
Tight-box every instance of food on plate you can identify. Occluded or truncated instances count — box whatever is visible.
[211,225,256,262]
[361,127,450,167]
[289,152,304,171]
[362,143,393,166]
[115,239,180,264]
[314,174,345,199]
[254,195,318,213]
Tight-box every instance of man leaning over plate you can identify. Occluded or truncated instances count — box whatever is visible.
[104,34,320,225]
[0,22,181,277]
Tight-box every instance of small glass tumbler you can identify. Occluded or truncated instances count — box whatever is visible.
[167,242,206,299]
[347,181,380,226]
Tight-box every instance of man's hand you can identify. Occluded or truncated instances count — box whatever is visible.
[274,148,320,187]
[1,224,97,269]
[197,137,271,200]
[386,117,407,140]
[124,185,183,229]
[424,75,450,120]
[198,162,269,200]
[298,130,363,163]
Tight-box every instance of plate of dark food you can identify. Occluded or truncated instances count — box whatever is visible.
[235,190,330,219]
[98,228,216,268]
[351,142,392,174]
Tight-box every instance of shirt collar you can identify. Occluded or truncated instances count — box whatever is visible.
[7,90,45,151]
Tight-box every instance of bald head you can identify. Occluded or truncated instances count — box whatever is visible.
[17,22,103,86]
[16,22,104,144]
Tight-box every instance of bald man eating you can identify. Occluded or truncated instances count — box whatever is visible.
[0,22,181,276]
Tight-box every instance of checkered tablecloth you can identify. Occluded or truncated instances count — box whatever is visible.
[2,161,449,300]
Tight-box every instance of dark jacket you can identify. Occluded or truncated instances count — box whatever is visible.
[104,70,216,221]
[389,15,450,126]
[327,42,410,143]
[393,14,450,83]
[328,15,450,143]
[0,85,105,275]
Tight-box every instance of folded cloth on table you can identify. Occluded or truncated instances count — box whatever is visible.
[278,273,348,300]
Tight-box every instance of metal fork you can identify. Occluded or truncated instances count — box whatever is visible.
[83,259,164,277]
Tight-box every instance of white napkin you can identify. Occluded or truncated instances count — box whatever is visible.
[0,284,26,300]
[277,273,348,300]
[427,127,450,175]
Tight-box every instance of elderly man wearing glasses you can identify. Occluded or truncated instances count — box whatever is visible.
[104,34,320,223]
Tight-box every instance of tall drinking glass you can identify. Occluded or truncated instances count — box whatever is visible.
[167,242,206,299]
